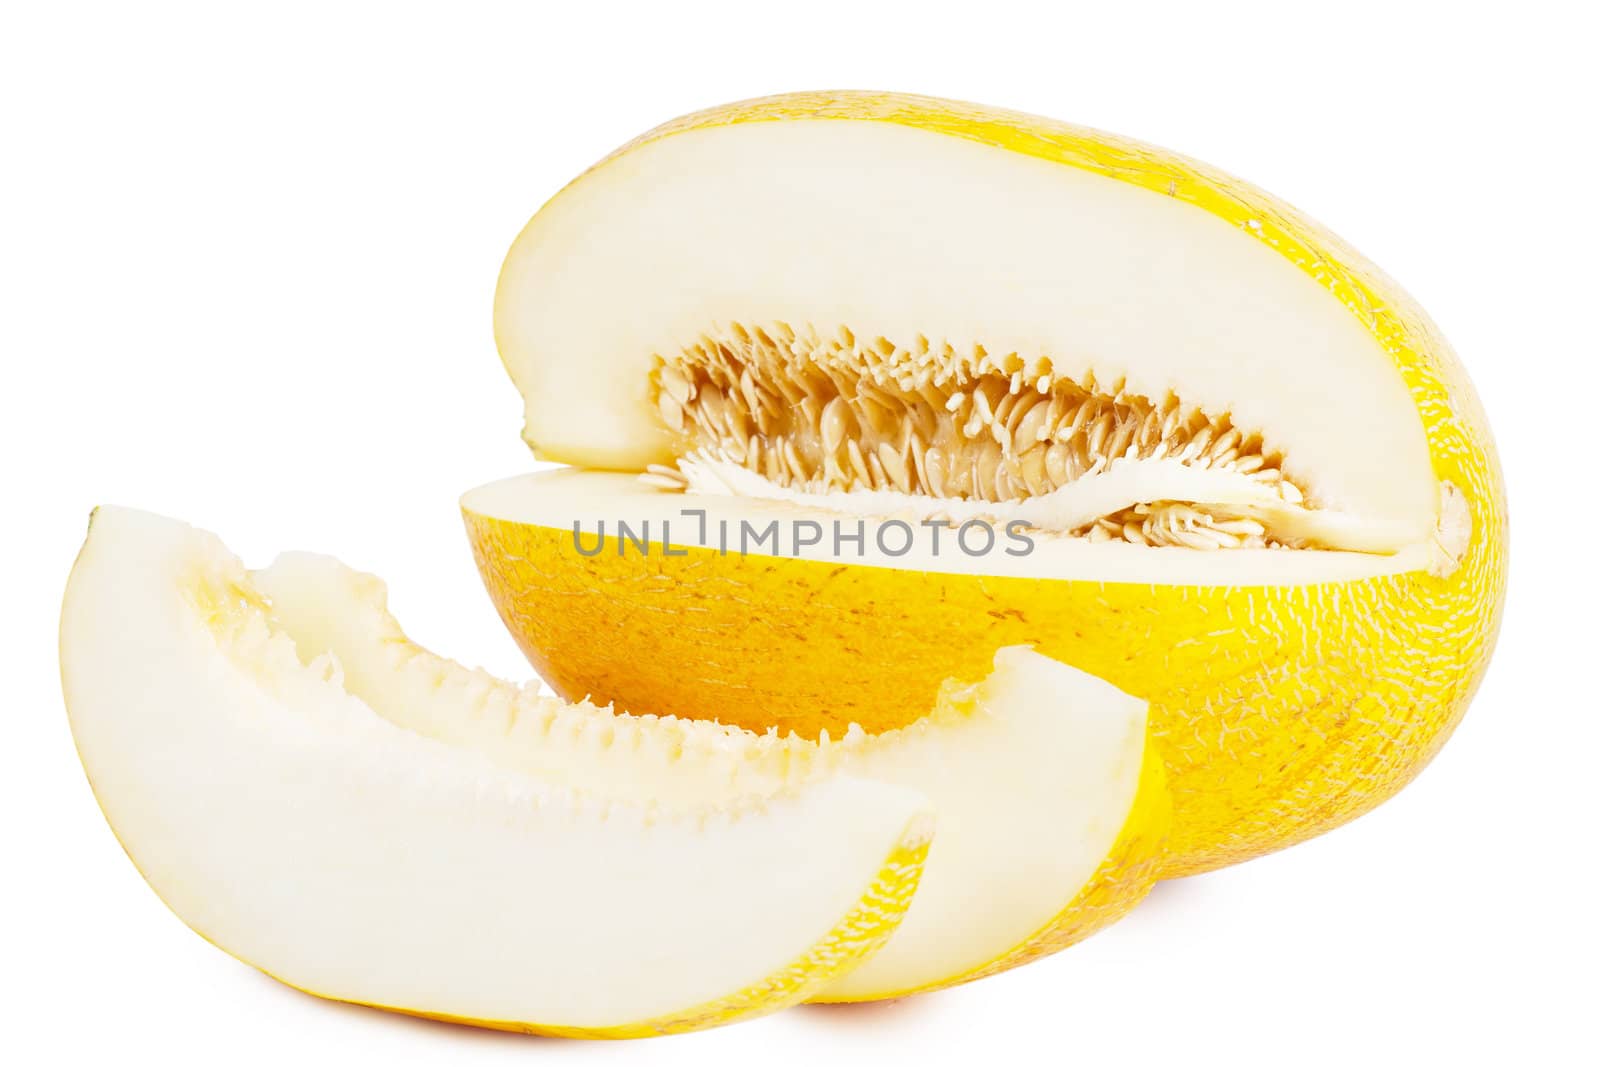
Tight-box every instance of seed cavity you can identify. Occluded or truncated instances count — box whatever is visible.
[646,322,1320,549]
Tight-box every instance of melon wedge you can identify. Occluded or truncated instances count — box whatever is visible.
[479,90,1507,875]
[252,550,1169,1000]
[59,507,935,1036]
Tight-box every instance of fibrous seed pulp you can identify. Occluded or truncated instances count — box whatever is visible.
[644,321,1315,549]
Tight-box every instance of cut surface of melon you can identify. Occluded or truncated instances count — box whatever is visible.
[59,507,937,1036]
[463,469,1437,587]
[495,92,1444,555]
[253,550,1168,1000]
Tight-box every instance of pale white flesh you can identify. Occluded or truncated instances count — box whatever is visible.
[256,551,1153,998]
[59,507,934,1031]
[463,470,1440,585]
[495,116,1435,531]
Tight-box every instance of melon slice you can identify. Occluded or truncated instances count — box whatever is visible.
[476,90,1507,874]
[253,550,1168,1000]
[59,507,935,1036]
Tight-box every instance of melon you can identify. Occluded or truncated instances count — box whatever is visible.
[476,90,1507,875]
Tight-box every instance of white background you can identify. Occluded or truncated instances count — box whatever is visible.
[4,2,1595,1063]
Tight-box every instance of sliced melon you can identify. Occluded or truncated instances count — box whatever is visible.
[478,90,1507,874]
[253,550,1169,1000]
[59,507,936,1036]
[62,506,1168,1026]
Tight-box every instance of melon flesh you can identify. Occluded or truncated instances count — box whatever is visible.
[254,550,1167,1000]
[59,507,934,1035]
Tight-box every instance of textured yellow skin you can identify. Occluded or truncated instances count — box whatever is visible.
[276,821,932,1037]
[475,92,1507,876]
[815,744,1170,1002]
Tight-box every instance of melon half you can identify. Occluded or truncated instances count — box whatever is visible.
[475,90,1507,875]
[61,507,1166,1032]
